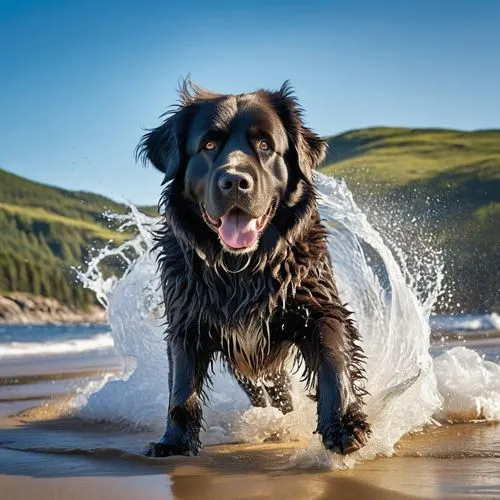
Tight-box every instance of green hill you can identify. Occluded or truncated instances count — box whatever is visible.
[0,168,157,309]
[0,126,499,313]
[321,127,500,312]
[322,127,500,186]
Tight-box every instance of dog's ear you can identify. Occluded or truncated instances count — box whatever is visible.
[296,126,327,182]
[269,81,327,183]
[136,112,183,184]
[136,79,218,184]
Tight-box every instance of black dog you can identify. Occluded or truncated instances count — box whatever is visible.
[137,81,370,456]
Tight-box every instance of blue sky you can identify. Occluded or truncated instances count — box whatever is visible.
[1,0,499,205]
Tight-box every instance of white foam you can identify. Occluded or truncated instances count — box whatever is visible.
[74,173,500,467]
[490,312,500,331]
[431,313,500,332]
[0,333,114,359]
[434,346,500,422]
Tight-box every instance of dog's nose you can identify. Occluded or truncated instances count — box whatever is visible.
[218,172,254,195]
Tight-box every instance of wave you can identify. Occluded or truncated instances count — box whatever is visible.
[431,313,500,332]
[434,346,500,421]
[0,332,115,359]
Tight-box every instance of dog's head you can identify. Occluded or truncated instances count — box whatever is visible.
[137,80,326,254]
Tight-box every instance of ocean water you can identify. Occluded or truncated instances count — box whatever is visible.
[0,324,113,358]
[0,315,498,359]
[1,173,500,468]
[0,324,123,418]
[431,313,500,333]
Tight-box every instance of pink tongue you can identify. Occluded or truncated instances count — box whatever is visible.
[218,212,259,249]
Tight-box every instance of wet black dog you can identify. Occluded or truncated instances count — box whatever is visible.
[137,81,370,456]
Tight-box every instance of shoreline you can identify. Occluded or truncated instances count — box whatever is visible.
[1,331,500,498]
[0,293,107,325]
[1,410,499,499]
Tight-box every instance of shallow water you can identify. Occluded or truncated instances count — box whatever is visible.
[0,404,499,499]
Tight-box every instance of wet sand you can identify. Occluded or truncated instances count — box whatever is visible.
[1,347,500,499]
[1,406,500,499]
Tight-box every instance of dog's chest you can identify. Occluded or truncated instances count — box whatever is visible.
[201,275,280,378]
[209,304,268,370]
[164,252,293,378]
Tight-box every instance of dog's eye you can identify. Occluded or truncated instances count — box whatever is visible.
[204,140,217,151]
[258,139,270,151]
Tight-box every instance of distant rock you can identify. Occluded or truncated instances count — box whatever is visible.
[0,293,107,324]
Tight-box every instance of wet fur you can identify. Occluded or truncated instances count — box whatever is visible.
[138,81,371,456]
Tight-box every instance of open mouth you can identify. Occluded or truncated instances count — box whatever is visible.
[201,200,276,251]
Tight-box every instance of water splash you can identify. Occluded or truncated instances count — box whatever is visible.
[75,173,500,465]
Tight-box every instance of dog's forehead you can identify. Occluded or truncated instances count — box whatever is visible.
[187,93,288,150]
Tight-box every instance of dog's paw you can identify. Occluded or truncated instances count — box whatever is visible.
[322,423,369,455]
[143,441,191,457]
[321,406,371,455]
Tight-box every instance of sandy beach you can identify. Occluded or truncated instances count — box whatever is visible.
[1,381,500,499]
[1,413,500,499]
[1,323,500,499]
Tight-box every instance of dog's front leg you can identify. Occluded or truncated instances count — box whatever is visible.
[144,340,208,457]
[303,316,371,455]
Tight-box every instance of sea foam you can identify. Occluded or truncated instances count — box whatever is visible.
[0,332,114,359]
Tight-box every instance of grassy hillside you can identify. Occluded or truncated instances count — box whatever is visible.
[321,127,500,312]
[322,127,500,186]
[1,126,499,313]
[0,168,157,309]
